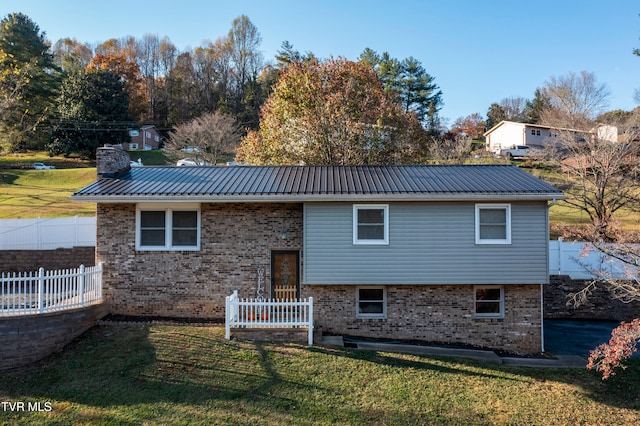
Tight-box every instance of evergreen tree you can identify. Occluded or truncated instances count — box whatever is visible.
[49,69,134,158]
[525,88,551,124]
[485,103,507,130]
[0,13,60,151]
[360,49,442,134]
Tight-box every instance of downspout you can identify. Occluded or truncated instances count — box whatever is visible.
[540,283,545,353]
[541,198,556,353]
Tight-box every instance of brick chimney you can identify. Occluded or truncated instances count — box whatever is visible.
[96,145,131,178]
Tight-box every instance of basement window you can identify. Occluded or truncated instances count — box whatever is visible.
[474,286,504,318]
[356,287,387,318]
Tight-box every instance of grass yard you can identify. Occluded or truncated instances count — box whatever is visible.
[0,326,638,425]
[0,151,93,170]
[0,168,96,218]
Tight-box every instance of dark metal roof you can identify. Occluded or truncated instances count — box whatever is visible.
[71,165,563,202]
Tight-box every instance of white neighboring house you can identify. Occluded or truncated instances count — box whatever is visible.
[484,120,624,155]
[484,121,557,154]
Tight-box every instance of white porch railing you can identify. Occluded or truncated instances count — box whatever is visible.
[225,290,314,345]
[0,264,102,316]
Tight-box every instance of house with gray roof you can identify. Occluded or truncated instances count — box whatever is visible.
[73,145,564,353]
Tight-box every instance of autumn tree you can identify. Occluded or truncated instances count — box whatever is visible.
[51,38,92,72]
[0,13,60,151]
[237,57,427,165]
[88,53,147,122]
[152,36,178,125]
[227,15,264,127]
[258,41,316,101]
[0,50,31,118]
[449,113,485,139]
[166,111,241,165]
[136,33,162,122]
[165,51,199,123]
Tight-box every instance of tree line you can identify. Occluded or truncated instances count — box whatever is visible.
[0,12,443,160]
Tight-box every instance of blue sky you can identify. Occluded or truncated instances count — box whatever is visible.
[2,0,639,126]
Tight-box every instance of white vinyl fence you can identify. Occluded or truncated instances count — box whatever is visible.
[549,237,636,280]
[0,263,102,316]
[0,216,95,250]
[225,290,314,345]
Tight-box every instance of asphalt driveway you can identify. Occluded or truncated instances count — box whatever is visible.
[544,319,638,358]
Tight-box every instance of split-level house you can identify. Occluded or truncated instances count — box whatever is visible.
[72,146,564,353]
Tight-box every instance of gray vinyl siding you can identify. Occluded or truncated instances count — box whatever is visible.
[303,202,549,285]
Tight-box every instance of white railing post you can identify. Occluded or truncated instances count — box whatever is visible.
[38,267,45,314]
[308,297,314,345]
[226,290,238,341]
[557,237,563,276]
[79,264,85,305]
[232,290,238,323]
[225,295,231,340]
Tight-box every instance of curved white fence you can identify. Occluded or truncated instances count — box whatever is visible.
[0,264,102,316]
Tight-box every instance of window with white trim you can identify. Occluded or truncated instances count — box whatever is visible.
[353,204,389,245]
[356,287,386,318]
[475,204,511,244]
[136,204,200,250]
[474,286,504,318]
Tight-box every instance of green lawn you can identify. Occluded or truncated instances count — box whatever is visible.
[0,168,96,218]
[0,326,638,425]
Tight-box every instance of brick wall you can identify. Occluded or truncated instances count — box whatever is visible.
[0,303,108,370]
[545,275,640,321]
[0,247,95,273]
[232,327,310,343]
[97,202,303,319]
[306,284,543,354]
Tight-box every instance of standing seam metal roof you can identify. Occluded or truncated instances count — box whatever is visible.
[71,164,563,200]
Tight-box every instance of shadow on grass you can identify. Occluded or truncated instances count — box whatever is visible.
[309,340,640,412]
[0,326,380,424]
[1,325,638,424]
[0,172,19,184]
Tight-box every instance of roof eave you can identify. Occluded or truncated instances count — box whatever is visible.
[71,193,565,203]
